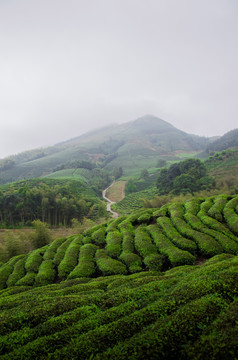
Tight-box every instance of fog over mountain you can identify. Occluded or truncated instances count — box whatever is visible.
[0,0,237,158]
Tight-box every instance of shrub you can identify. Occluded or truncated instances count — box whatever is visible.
[106,217,126,232]
[223,196,238,235]
[197,205,238,254]
[119,221,135,253]
[169,202,237,257]
[53,237,73,266]
[184,202,224,257]
[153,204,169,217]
[119,252,142,273]
[148,225,195,267]
[68,244,97,279]
[134,226,164,271]
[43,237,66,260]
[35,260,56,286]
[58,236,82,279]
[95,249,127,276]
[0,255,24,290]
[31,220,51,249]
[91,227,106,246]
[157,216,197,253]
[15,271,36,286]
[25,247,47,273]
[6,256,26,287]
[137,210,153,224]
[105,230,122,258]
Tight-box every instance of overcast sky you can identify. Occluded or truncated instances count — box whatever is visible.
[0,0,237,158]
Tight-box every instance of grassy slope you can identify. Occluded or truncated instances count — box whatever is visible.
[105,181,126,202]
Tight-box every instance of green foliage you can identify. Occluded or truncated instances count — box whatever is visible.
[105,230,122,258]
[168,202,224,257]
[205,129,238,153]
[148,224,195,267]
[6,256,26,287]
[95,249,127,276]
[140,168,149,180]
[157,216,197,253]
[32,220,51,249]
[157,159,167,168]
[43,237,66,260]
[114,187,157,214]
[15,271,36,286]
[184,201,224,257]
[25,247,46,273]
[53,238,72,266]
[0,178,104,227]
[35,260,56,286]
[58,236,82,279]
[134,226,164,271]
[223,196,238,235]
[68,244,97,279]
[0,255,237,359]
[91,227,106,246]
[0,194,237,291]
[3,231,30,260]
[0,255,25,290]
[113,167,123,179]
[208,194,229,221]
[125,179,137,195]
[156,158,213,195]
[118,220,142,273]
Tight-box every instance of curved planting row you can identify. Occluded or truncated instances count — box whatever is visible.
[0,195,238,289]
[0,255,237,359]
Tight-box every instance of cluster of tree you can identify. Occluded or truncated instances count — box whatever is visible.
[156,158,215,195]
[125,170,157,195]
[0,180,106,227]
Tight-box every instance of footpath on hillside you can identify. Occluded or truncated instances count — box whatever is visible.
[102,181,126,218]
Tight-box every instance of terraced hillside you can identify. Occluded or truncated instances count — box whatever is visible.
[0,194,238,359]
[0,194,238,288]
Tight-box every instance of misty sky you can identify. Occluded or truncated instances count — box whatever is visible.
[0,0,237,158]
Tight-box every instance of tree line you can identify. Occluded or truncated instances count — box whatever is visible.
[0,179,106,227]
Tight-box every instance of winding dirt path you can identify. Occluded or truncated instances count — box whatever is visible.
[102,181,126,218]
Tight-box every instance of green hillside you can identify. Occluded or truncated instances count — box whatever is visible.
[205,128,238,154]
[1,194,238,287]
[0,194,238,358]
[0,115,209,184]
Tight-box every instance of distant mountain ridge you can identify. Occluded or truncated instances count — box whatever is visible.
[0,115,217,184]
[205,128,238,153]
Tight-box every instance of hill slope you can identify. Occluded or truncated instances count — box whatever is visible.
[0,255,237,359]
[0,115,210,184]
[205,128,238,154]
[0,194,238,359]
[1,194,237,288]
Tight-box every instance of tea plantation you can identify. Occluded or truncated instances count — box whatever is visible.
[0,194,238,359]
